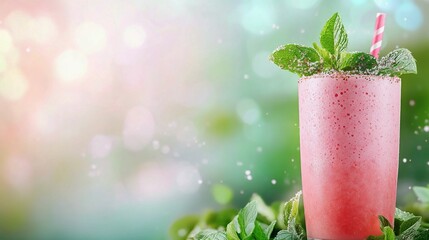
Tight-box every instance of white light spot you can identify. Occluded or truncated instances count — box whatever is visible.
[243,74,249,79]
[55,49,88,82]
[402,158,407,163]
[246,175,253,181]
[0,68,28,101]
[236,98,261,125]
[152,140,160,150]
[0,55,7,73]
[245,170,251,175]
[176,165,201,193]
[423,126,429,132]
[271,179,277,185]
[0,29,13,53]
[88,164,101,177]
[123,25,146,48]
[197,179,203,185]
[162,145,170,154]
[417,145,422,150]
[89,135,113,159]
[74,22,107,54]
[256,146,263,153]
[409,99,415,106]
[4,156,33,192]
[122,106,155,151]
[178,229,187,237]
[237,161,243,166]
[32,17,58,44]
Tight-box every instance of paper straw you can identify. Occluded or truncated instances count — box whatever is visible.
[370,13,386,59]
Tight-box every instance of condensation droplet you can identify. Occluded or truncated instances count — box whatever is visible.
[246,175,253,181]
[423,126,429,132]
[245,170,251,175]
[402,158,407,163]
[271,179,277,185]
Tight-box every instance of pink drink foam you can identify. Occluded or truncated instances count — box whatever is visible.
[298,74,400,240]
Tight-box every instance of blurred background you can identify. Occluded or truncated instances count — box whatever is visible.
[0,0,428,239]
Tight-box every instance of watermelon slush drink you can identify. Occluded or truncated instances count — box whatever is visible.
[298,74,401,239]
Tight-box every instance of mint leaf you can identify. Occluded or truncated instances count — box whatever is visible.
[264,221,276,239]
[169,215,200,240]
[340,52,377,73]
[378,48,417,76]
[413,186,429,203]
[253,221,269,240]
[193,229,227,240]
[398,216,421,240]
[283,191,302,231]
[400,216,422,233]
[415,229,429,240]
[270,44,322,76]
[395,208,416,221]
[237,201,258,237]
[251,194,275,222]
[382,226,396,240]
[394,208,416,235]
[226,217,240,240]
[320,12,348,56]
[378,215,393,230]
[274,230,300,240]
[313,42,332,69]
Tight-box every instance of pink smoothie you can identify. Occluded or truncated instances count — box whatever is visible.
[298,74,401,240]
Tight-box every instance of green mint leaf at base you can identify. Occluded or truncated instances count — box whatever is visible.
[270,44,321,76]
[237,201,258,237]
[378,215,393,230]
[340,52,377,73]
[226,218,240,240]
[413,186,429,203]
[382,226,396,240]
[274,230,300,240]
[320,12,348,56]
[378,48,417,76]
[264,221,277,238]
[193,229,226,240]
[253,221,269,240]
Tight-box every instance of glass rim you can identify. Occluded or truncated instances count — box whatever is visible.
[298,73,401,82]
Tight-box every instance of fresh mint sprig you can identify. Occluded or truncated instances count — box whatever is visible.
[171,190,428,240]
[270,12,417,77]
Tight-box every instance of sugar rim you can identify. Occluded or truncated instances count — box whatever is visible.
[299,73,401,82]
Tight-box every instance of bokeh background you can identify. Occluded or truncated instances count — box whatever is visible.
[0,0,428,239]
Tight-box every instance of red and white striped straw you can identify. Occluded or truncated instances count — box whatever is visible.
[370,13,386,59]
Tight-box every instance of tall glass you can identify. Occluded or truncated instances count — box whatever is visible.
[298,74,401,239]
